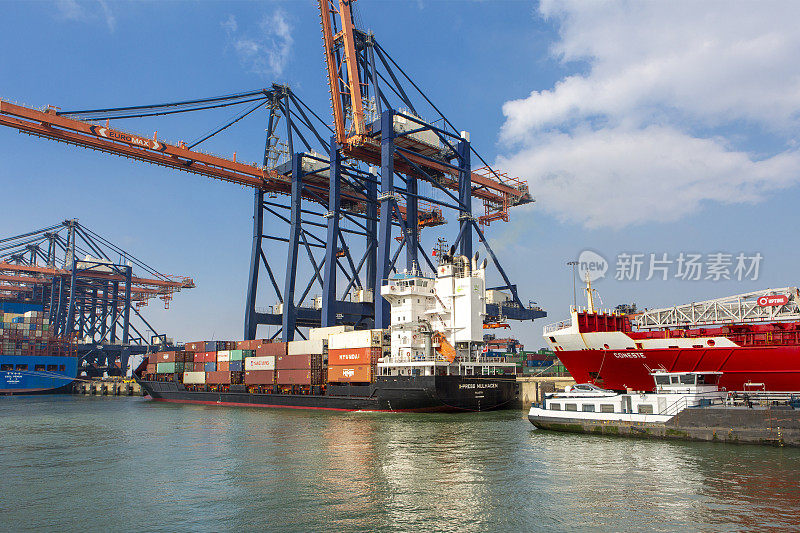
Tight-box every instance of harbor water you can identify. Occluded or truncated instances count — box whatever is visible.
[2,396,799,532]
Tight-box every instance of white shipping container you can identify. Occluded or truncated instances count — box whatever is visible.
[183,371,207,384]
[217,350,230,362]
[309,325,354,341]
[288,338,326,355]
[245,356,276,371]
[328,329,386,350]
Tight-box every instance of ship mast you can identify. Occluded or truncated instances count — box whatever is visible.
[584,272,596,313]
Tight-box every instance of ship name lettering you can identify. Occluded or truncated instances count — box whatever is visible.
[613,352,645,359]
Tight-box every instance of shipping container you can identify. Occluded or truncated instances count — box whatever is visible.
[185,341,205,352]
[217,350,230,362]
[217,361,230,372]
[309,325,353,341]
[329,347,381,366]
[204,361,216,372]
[146,364,156,374]
[184,362,194,372]
[229,349,245,361]
[276,353,323,370]
[183,371,206,384]
[328,329,387,350]
[276,368,324,385]
[153,351,177,363]
[236,339,266,350]
[256,342,288,357]
[287,338,326,355]
[244,370,274,385]
[229,360,243,372]
[206,371,231,384]
[244,356,275,371]
[327,364,373,383]
[156,362,177,374]
[193,352,206,363]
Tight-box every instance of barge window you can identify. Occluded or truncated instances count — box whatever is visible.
[59,365,66,371]
[549,403,561,410]
[565,403,577,411]
[655,375,670,385]
[600,404,615,413]
[637,404,654,414]
[47,365,58,372]
[0,364,12,371]
[582,404,595,412]
[35,364,45,371]
[15,364,28,371]
[680,374,696,385]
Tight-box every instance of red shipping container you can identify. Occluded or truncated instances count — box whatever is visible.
[256,342,287,357]
[256,342,288,357]
[152,351,177,363]
[276,354,322,370]
[206,371,231,384]
[329,347,381,366]
[244,370,275,385]
[276,368,324,385]
[146,364,156,374]
[193,352,205,362]
[185,341,204,352]
[217,361,230,372]
[328,365,373,383]
[236,339,266,350]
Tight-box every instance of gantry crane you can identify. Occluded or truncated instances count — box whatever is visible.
[0,219,195,376]
[0,2,545,342]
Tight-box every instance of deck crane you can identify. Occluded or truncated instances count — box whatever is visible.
[0,2,545,341]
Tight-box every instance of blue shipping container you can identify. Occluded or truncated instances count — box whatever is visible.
[204,362,216,372]
[229,361,243,371]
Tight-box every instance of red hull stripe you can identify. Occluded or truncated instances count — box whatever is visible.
[150,397,446,413]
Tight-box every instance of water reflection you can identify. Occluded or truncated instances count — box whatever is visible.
[2,398,800,532]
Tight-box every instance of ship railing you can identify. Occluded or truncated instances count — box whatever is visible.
[660,392,727,417]
[543,319,572,334]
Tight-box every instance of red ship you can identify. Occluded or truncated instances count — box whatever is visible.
[544,280,800,392]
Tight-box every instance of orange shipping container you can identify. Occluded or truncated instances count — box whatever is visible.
[237,339,266,350]
[329,347,381,366]
[327,365,374,383]
[217,361,230,372]
[152,351,176,363]
[185,341,205,352]
[206,371,231,384]
[276,354,322,370]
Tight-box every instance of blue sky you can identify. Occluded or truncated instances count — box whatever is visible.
[2,1,799,348]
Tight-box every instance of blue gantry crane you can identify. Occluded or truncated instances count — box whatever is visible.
[0,1,545,344]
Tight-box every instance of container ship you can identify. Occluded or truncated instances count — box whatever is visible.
[544,277,800,392]
[136,253,520,412]
[0,303,77,394]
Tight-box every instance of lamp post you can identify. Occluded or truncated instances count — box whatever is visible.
[567,261,578,309]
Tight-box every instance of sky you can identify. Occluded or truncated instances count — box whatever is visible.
[1,1,799,349]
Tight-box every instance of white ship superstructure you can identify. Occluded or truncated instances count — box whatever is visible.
[378,253,516,377]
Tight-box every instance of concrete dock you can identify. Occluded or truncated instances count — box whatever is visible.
[74,378,144,397]
[516,376,575,409]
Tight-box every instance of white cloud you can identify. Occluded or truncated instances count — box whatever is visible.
[500,1,800,228]
[499,126,800,228]
[223,10,293,78]
[55,0,116,32]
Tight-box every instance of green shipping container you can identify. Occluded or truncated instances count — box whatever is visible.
[156,362,176,374]
[230,350,244,361]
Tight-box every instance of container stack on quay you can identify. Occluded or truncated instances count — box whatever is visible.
[143,325,392,395]
[0,309,69,357]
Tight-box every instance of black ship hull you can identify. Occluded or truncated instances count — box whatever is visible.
[137,375,517,412]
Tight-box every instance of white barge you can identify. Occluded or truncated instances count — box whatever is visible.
[528,371,800,447]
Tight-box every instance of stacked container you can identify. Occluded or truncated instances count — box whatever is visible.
[0,310,68,357]
[276,339,325,387]
[326,329,386,384]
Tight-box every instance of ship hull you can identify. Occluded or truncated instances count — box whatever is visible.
[557,346,800,392]
[0,355,78,395]
[138,374,517,412]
